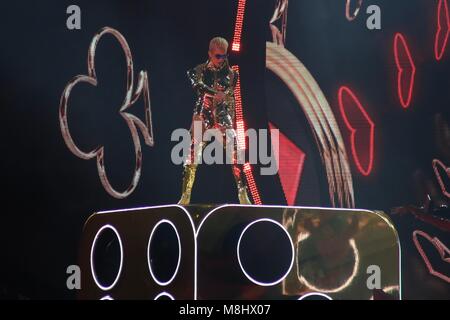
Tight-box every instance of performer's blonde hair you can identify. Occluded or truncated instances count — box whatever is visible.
[209,37,228,52]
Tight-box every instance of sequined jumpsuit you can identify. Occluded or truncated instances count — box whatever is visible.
[177,59,252,205]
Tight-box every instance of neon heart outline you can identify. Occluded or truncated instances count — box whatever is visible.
[345,0,363,22]
[435,0,450,61]
[338,86,375,177]
[394,33,416,109]
[432,159,450,199]
[412,230,450,283]
[59,27,154,199]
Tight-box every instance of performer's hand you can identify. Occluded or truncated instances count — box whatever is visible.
[203,93,214,109]
[214,92,225,103]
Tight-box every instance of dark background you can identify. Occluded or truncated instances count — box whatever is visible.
[0,0,448,299]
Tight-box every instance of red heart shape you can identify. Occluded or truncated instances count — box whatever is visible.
[394,33,416,109]
[412,230,450,283]
[338,86,375,176]
[345,0,363,21]
[432,159,450,199]
[435,0,450,61]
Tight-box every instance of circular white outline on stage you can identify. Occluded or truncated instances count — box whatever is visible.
[298,292,333,300]
[154,292,175,300]
[147,219,182,286]
[296,238,359,293]
[100,295,114,300]
[90,224,124,291]
[237,218,294,286]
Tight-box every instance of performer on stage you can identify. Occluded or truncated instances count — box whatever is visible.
[178,37,252,205]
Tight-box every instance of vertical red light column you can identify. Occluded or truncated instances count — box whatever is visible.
[231,0,262,204]
[232,0,246,52]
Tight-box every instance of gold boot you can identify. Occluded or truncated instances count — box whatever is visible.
[177,164,198,205]
[232,165,252,205]
[238,183,252,205]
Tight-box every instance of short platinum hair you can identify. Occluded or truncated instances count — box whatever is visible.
[209,37,228,52]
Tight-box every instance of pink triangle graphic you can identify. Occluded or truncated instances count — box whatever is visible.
[269,123,306,206]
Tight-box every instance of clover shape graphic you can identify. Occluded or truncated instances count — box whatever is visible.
[59,27,154,199]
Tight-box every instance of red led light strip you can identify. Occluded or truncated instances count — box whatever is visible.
[232,65,246,151]
[244,163,262,205]
[232,0,246,52]
[232,65,262,204]
[435,0,450,61]
[394,33,416,109]
[231,1,261,204]
[338,86,375,176]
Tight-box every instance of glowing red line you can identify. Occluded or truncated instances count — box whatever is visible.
[232,0,246,52]
[231,65,261,204]
[435,0,450,60]
[394,33,416,109]
[338,86,375,176]
[244,163,262,205]
[230,1,260,204]
[232,65,246,151]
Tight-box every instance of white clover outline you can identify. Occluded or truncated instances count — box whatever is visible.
[59,27,154,199]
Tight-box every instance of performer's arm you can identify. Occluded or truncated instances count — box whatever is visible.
[187,66,217,95]
[224,69,239,97]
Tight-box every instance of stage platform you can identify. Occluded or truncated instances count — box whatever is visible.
[78,204,401,300]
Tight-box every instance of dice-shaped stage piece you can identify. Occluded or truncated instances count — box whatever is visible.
[78,205,401,300]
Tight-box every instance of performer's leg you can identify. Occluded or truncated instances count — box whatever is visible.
[178,163,198,205]
[232,163,252,205]
[224,128,252,205]
[178,116,205,205]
